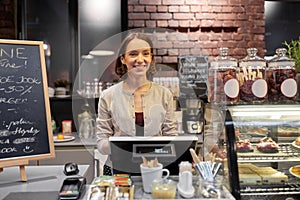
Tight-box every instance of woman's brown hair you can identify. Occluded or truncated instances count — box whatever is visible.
[115,32,156,80]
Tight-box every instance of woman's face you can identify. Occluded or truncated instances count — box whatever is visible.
[121,38,153,77]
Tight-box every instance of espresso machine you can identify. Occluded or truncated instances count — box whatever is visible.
[179,95,205,135]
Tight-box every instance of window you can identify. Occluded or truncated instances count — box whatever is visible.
[265,1,300,55]
[19,0,127,89]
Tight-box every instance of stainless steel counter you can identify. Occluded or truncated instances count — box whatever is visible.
[0,165,89,200]
[53,133,96,147]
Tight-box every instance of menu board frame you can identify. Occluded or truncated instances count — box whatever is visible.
[0,39,55,171]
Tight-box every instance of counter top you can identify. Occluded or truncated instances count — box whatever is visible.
[0,166,235,200]
[131,176,235,200]
[53,133,96,147]
[0,165,89,200]
[53,133,202,147]
[80,176,235,200]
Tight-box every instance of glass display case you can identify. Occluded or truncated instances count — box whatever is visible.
[224,104,300,200]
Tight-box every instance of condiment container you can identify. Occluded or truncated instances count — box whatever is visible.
[238,48,268,103]
[151,178,176,199]
[195,176,224,198]
[266,48,297,103]
[178,170,195,198]
[208,47,239,104]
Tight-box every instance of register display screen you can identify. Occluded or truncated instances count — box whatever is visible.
[133,144,175,157]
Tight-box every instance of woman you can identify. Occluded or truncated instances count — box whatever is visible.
[96,32,178,175]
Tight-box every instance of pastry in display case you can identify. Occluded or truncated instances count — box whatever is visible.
[236,139,253,153]
[222,104,300,200]
[256,137,279,153]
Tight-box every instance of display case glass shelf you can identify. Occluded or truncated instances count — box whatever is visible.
[223,104,300,199]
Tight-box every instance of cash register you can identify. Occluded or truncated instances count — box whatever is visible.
[109,135,199,175]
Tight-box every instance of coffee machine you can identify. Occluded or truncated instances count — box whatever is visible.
[179,96,204,134]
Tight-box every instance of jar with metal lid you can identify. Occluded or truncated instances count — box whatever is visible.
[266,48,297,103]
[238,48,268,103]
[208,47,239,104]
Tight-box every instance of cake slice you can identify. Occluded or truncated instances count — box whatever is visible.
[256,137,279,153]
[259,172,288,184]
[239,173,262,185]
[236,139,254,153]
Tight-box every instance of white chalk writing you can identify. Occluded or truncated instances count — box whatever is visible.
[6,118,33,130]
[0,139,9,144]
[13,137,35,144]
[0,147,17,154]
[10,127,40,136]
[0,97,28,104]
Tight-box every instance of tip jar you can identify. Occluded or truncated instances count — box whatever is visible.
[208,47,239,104]
[151,178,177,199]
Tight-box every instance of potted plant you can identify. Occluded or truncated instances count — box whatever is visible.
[284,37,300,101]
[283,37,300,72]
[54,79,69,96]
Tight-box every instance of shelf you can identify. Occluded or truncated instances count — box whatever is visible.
[240,183,300,196]
[237,143,300,163]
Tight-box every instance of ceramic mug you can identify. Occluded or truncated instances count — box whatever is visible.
[140,163,169,193]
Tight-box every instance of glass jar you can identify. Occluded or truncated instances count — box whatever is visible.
[195,176,224,198]
[152,178,177,199]
[208,47,239,104]
[238,48,267,103]
[266,48,297,103]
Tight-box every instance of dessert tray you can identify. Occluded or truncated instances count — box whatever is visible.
[291,141,300,149]
[289,165,300,178]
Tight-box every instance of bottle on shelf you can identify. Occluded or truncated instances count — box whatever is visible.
[93,78,99,98]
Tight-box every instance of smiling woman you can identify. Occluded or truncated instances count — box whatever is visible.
[96,32,178,175]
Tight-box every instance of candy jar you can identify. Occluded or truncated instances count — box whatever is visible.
[208,47,239,104]
[266,48,297,103]
[238,48,267,103]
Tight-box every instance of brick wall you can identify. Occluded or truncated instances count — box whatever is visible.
[128,0,265,65]
[0,0,16,39]
[0,0,265,65]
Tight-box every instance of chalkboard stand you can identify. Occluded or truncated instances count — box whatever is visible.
[0,39,55,182]
[0,159,29,182]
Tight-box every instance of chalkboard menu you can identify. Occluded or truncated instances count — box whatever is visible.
[178,56,208,99]
[0,39,54,164]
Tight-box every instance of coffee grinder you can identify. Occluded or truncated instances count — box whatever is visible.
[179,96,204,134]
